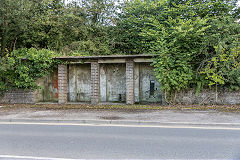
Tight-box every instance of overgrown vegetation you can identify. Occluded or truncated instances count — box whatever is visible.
[0,0,120,93]
[117,0,240,102]
[0,0,239,100]
[0,48,57,93]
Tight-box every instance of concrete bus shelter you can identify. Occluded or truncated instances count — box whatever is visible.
[56,55,162,105]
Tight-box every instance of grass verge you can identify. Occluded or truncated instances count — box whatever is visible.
[0,103,240,112]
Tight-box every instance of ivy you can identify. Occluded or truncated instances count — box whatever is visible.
[202,46,240,87]
[0,48,58,93]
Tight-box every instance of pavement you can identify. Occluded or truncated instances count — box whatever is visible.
[0,105,240,128]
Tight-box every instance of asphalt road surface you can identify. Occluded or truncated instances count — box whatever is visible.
[0,123,240,159]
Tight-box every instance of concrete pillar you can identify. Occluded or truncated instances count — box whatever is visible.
[91,61,100,104]
[126,59,135,104]
[58,64,68,104]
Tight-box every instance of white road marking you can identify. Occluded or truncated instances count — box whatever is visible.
[2,118,240,125]
[0,121,239,130]
[0,155,78,160]
[0,155,234,160]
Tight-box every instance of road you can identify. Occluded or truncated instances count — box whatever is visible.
[0,123,240,159]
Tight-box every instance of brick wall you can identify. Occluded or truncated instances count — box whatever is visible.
[1,89,35,104]
[126,59,135,104]
[91,61,100,104]
[58,64,68,104]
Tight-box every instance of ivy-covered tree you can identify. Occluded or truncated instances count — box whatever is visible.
[115,0,240,102]
[0,48,56,93]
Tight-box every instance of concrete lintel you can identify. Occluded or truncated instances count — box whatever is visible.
[134,58,153,63]
[62,58,153,64]
[98,58,126,63]
[68,61,91,64]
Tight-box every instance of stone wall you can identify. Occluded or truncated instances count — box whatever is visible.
[176,89,240,105]
[0,90,36,104]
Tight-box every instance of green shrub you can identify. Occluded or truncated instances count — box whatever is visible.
[0,48,57,93]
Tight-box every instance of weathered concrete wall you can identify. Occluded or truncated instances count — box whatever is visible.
[36,71,58,102]
[138,63,162,103]
[68,64,91,102]
[176,89,240,105]
[1,89,35,104]
[100,64,126,102]
[100,63,161,104]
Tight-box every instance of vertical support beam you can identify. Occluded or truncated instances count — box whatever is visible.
[126,59,135,104]
[58,64,68,104]
[91,61,100,104]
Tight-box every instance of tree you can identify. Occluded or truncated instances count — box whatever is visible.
[0,0,33,55]
[61,0,120,55]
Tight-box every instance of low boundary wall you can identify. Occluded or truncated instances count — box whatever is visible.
[1,89,240,105]
[0,90,36,104]
[176,89,240,105]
